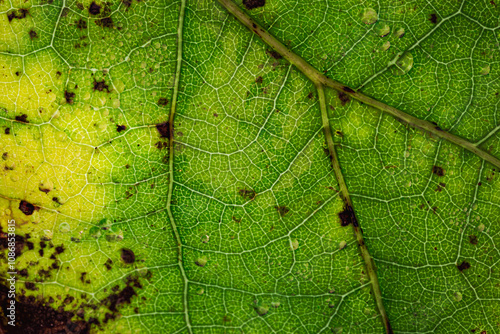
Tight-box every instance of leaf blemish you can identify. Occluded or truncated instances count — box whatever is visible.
[7,8,29,22]
[89,1,101,15]
[342,86,355,93]
[266,49,282,60]
[116,125,126,133]
[432,165,445,177]
[338,91,350,106]
[429,13,438,24]
[275,205,289,217]
[239,189,256,200]
[19,200,36,216]
[468,235,478,245]
[156,122,171,139]
[120,248,135,264]
[457,261,471,272]
[157,97,169,106]
[29,29,38,40]
[338,205,358,227]
[243,0,265,10]
[15,114,28,123]
[65,90,75,104]
[93,79,110,92]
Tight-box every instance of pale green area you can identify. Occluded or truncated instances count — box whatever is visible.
[0,0,499,333]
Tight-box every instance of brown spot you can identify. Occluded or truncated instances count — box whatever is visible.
[93,79,110,92]
[307,92,314,99]
[15,114,28,123]
[96,17,113,28]
[156,122,170,139]
[19,268,28,277]
[157,97,169,106]
[338,205,358,227]
[491,0,497,6]
[29,29,38,40]
[65,91,75,104]
[429,13,438,24]
[122,0,133,8]
[275,205,289,217]
[468,235,478,245]
[24,282,37,291]
[7,8,29,22]
[0,283,91,333]
[89,1,101,15]
[266,49,282,59]
[243,0,265,10]
[52,197,62,205]
[432,165,445,177]
[239,189,256,200]
[55,245,65,254]
[19,200,35,215]
[338,92,350,106]
[457,260,471,272]
[255,76,263,84]
[120,248,135,264]
[76,18,87,30]
[342,86,355,93]
[104,258,113,270]
[116,125,126,132]
[4,128,10,135]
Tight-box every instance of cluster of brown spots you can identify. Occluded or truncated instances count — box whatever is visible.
[120,248,135,264]
[0,284,91,333]
[155,141,168,150]
[19,200,36,216]
[275,205,289,217]
[65,90,75,104]
[89,1,101,15]
[338,92,350,106]
[156,122,171,139]
[243,0,265,9]
[116,125,126,133]
[266,49,282,59]
[432,165,445,177]
[7,8,29,22]
[93,79,110,92]
[469,235,478,245]
[15,114,28,123]
[28,29,38,40]
[24,282,38,291]
[457,260,471,272]
[338,205,358,227]
[76,18,88,30]
[96,17,113,28]
[255,76,263,84]
[157,97,169,106]
[80,272,91,284]
[239,189,256,200]
[429,13,438,24]
[0,232,33,258]
[101,275,143,323]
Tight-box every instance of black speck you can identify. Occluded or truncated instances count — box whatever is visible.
[429,13,438,24]
[5,128,10,135]
[93,79,110,92]
[116,125,126,133]
[338,205,358,227]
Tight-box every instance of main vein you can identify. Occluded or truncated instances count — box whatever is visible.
[216,0,500,170]
[167,0,192,333]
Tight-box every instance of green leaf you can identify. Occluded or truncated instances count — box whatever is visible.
[0,0,499,333]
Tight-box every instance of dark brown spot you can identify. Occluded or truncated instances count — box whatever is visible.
[338,92,350,106]
[491,0,497,6]
[76,18,87,30]
[104,258,113,270]
[432,165,445,177]
[4,128,10,135]
[19,268,28,277]
[457,260,471,272]
[266,49,282,59]
[275,205,289,217]
[155,141,168,150]
[243,0,265,10]
[96,17,113,28]
[15,114,28,123]
[116,125,126,132]
[342,86,355,93]
[52,196,62,205]
[156,122,170,139]
[89,1,101,15]
[429,13,438,24]
[55,245,65,254]
[338,205,358,227]
[307,92,314,99]
[19,200,35,215]
[120,248,135,264]
[122,0,133,8]
[93,79,110,92]
[468,235,478,245]
[65,91,75,104]
[157,97,169,106]
[239,189,256,200]
[29,29,38,40]
[255,76,263,84]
